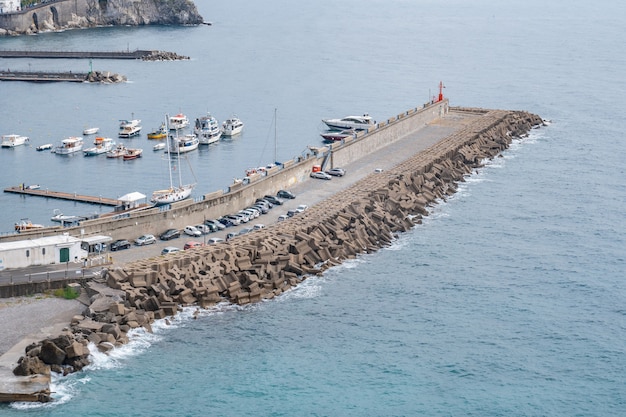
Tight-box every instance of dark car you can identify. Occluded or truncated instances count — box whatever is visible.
[218,217,236,227]
[159,228,181,241]
[264,195,284,205]
[110,239,131,251]
[277,189,296,199]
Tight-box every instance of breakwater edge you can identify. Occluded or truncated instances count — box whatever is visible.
[1,107,545,403]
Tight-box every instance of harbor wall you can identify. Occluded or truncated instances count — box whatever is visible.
[4,100,449,244]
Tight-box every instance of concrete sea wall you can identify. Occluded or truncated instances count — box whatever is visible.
[5,108,544,403]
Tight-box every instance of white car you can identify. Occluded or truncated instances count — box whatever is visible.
[195,224,212,234]
[184,225,202,237]
[253,223,265,230]
[207,237,224,245]
[310,171,332,180]
[296,204,308,213]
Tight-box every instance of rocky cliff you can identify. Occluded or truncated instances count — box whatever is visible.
[0,0,204,36]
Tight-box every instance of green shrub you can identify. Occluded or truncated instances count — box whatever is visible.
[53,286,80,300]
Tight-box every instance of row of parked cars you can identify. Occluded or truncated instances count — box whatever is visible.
[310,167,346,180]
[108,190,299,253]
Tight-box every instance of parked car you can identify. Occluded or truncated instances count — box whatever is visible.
[184,225,202,237]
[217,217,236,227]
[256,198,274,208]
[253,223,265,230]
[110,239,131,251]
[296,204,309,213]
[326,168,346,177]
[252,204,269,214]
[161,246,181,255]
[277,190,296,199]
[287,209,298,217]
[207,237,224,245]
[226,232,237,241]
[311,171,332,180]
[195,224,213,235]
[184,241,204,250]
[205,219,226,230]
[238,227,254,236]
[159,228,180,241]
[263,195,284,205]
[135,234,156,246]
[277,214,289,222]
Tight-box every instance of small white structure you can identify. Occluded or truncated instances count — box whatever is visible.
[0,235,86,270]
[80,235,113,255]
[117,191,147,211]
[0,0,20,13]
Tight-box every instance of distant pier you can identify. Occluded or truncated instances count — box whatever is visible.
[0,49,154,59]
[4,186,121,206]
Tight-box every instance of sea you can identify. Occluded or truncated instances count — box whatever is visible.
[1,0,625,415]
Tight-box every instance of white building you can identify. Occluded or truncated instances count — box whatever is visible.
[0,0,20,14]
[0,235,87,270]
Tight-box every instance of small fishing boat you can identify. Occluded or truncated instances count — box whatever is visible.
[83,127,100,135]
[147,123,167,139]
[169,113,190,130]
[123,148,143,160]
[51,209,84,224]
[153,142,166,151]
[36,143,52,151]
[106,143,128,158]
[53,137,84,155]
[1,134,29,148]
[168,133,199,154]
[320,129,356,142]
[84,137,115,156]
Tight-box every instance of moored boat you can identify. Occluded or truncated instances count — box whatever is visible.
[118,119,142,138]
[169,113,190,130]
[36,143,52,151]
[83,127,99,135]
[123,148,143,160]
[153,142,166,151]
[222,116,244,136]
[14,218,44,232]
[53,137,84,154]
[195,113,222,145]
[106,143,128,158]
[84,137,115,156]
[147,123,167,139]
[320,129,356,142]
[169,133,199,153]
[50,209,84,224]
[1,134,29,148]
[322,114,376,130]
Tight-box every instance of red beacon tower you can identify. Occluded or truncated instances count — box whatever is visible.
[438,81,445,102]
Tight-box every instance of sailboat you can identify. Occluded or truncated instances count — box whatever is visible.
[150,115,197,206]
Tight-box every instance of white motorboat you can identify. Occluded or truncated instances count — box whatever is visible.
[118,119,142,138]
[151,115,196,206]
[84,137,115,156]
[169,113,190,130]
[169,133,199,153]
[83,127,99,135]
[106,143,127,158]
[51,209,84,224]
[53,137,84,154]
[322,114,376,130]
[222,116,244,136]
[1,134,29,148]
[195,113,222,145]
[153,142,166,151]
[36,143,52,151]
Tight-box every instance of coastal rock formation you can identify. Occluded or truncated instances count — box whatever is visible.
[86,70,127,83]
[12,109,545,395]
[0,0,204,36]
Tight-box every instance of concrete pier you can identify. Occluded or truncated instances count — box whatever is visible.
[4,186,121,206]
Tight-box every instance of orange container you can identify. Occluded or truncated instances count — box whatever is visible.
[312,165,321,172]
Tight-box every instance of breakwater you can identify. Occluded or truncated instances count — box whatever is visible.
[0,70,126,83]
[1,108,544,402]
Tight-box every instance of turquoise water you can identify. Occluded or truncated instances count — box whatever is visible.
[2,0,625,415]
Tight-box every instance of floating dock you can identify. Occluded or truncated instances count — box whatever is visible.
[4,186,121,206]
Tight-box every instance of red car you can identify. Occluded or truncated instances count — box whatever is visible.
[183,241,204,250]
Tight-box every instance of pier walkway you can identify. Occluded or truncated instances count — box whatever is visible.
[0,49,154,59]
[4,186,121,206]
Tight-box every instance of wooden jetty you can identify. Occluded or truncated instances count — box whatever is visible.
[4,186,121,206]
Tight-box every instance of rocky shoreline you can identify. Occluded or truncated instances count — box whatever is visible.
[8,109,545,402]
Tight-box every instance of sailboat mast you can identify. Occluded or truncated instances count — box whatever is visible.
[274,108,277,164]
[165,114,174,190]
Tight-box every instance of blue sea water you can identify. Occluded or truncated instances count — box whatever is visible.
[1,0,625,415]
